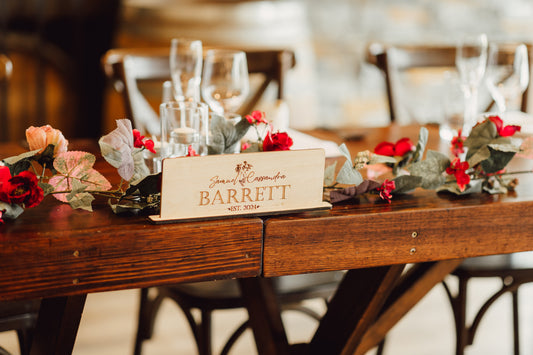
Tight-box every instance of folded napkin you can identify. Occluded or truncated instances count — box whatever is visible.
[497,111,533,134]
[287,128,342,158]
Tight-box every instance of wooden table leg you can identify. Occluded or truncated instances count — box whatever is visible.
[30,294,87,355]
[354,259,463,355]
[238,277,291,355]
[309,264,405,355]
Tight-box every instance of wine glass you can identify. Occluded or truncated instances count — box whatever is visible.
[456,33,488,135]
[170,38,203,102]
[201,49,250,119]
[485,43,529,115]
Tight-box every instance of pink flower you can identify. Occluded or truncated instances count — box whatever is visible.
[245,111,268,125]
[25,125,68,156]
[374,138,414,157]
[377,179,395,203]
[0,166,44,208]
[446,158,470,192]
[488,116,521,137]
[263,132,293,151]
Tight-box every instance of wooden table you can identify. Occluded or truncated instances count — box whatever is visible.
[1,126,533,354]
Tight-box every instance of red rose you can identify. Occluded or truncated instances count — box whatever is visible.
[0,167,44,208]
[374,138,414,157]
[263,132,293,151]
[488,115,521,137]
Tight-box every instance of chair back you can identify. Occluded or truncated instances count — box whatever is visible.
[102,47,296,135]
[366,42,532,124]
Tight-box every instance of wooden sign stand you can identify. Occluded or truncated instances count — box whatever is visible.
[149,149,331,223]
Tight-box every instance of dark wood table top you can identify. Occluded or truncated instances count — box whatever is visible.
[263,125,533,276]
[2,125,533,355]
[0,140,263,301]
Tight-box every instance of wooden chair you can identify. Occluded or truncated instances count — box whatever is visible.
[102,46,344,355]
[102,47,296,136]
[367,42,533,355]
[366,42,531,124]
[0,0,120,141]
[0,299,41,355]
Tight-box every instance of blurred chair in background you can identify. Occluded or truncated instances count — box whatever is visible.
[0,52,41,355]
[366,42,530,126]
[366,42,533,355]
[103,46,344,355]
[0,0,120,141]
[103,47,296,137]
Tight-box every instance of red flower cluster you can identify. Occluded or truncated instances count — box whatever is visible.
[0,166,44,209]
[451,129,466,157]
[374,138,414,157]
[446,158,470,192]
[133,129,156,153]
[488,116,520,137]
[186,145,198,157]
[263,132,293,151]
[245,111,268,125]
[377,179,395,203]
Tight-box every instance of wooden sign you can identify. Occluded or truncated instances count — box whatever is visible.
[149,149,331,223]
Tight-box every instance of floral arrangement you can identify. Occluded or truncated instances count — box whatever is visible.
[2,112,531,223]
[0,111,292,223]
[324,115,532,203]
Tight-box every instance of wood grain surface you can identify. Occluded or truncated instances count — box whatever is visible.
[0,141,263,301]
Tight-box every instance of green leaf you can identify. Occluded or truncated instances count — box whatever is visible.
[66,180,94,211]
[465,120,498,160]
[480,146,517,174]
[392,175,423,194]
[408,150,449,189]
[467,146,491,168]
[38,182,55,196]
[208,114,251,154]
[411,127,428,163]
[369,153,396,165]
[324,161,337,186]
[0,201,25,220]
[437,179,483,195]
[336,159,363,185]
[131,148,150,185]
[2,149,41,175]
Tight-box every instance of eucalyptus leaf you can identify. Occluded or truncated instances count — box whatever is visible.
[465,120,498,160]
[408,150,449,189]
[392,175,423,194]
[437,179,483,195]
[369,153,396,165]
[2,149,41,175]
[0,201,25,220]
[324,161,337,187]
[2,148,41,165]
[411,127,428,163]
[207,114,251,154]
[336,160,363,185]
[38,182,55,196]
[480,146,517,174]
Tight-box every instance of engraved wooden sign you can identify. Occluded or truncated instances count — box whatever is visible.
[149,149,331,223]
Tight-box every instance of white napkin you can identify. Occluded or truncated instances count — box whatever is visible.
[287,128,342,158]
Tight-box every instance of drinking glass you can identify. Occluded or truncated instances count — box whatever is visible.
[201,49,250,117]
[485,43,529,115]
[456,33,488,135]
[160,101,208,158]
[170,38,203,102]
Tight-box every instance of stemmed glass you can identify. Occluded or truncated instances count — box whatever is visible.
[485,43,529,116]
[170,38,203,102]
[201,49,250,120]
[456,33,488,135]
